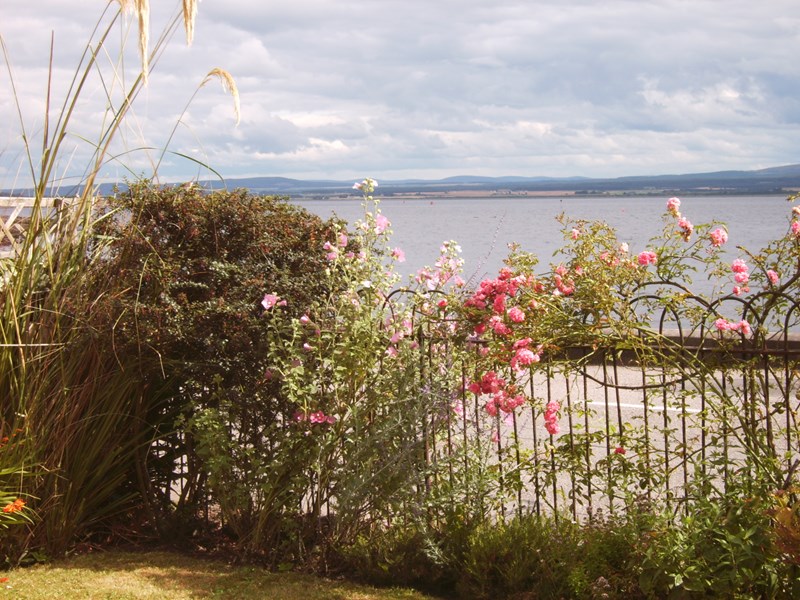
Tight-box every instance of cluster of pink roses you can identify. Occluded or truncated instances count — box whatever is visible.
[714,318,752,336]
[323,231,351,261]
[730,258,750,296]
[666,197,693,241]
[709,227,728,247]
[637,250,658,266]
[509,337,541,371]
[544,401,560,435]
[294,409,336,425]
[462,270,543,420]
[415,241,465,291]
[791,205,800,237]
[465,269,531,315]
[467,371,526,417]
[553,265,575,296]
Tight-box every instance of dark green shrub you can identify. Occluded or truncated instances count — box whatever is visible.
[91,182,342,541]
[565,510,648,599]
[638,481,800,599]
[454,511,647,600]
[337,524,462,594]
[457,515,581,599]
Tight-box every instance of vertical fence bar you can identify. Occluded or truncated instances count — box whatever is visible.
[613,355,625,512]
[529,367,541,517]
[495,409,505,520]
[602,358,613,513]
[547,364,558,519]
[582,356,593,518]
[565,376,577,520]
[721,370,730,493]
[762,353,774,454]
[461,361,470,512]
[679,344,689,514]
[661,362,671,511]
[785,326,794,469]
[699,345,707,482]
[512,409,523,518]
[641,364,652,502]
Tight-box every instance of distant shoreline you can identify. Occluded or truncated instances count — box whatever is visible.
[299,187,799,201]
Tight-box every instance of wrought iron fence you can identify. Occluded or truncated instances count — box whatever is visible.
[422,289,800,523]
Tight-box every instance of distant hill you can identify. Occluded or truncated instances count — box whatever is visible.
[3,164,800,198]
[205,164,800,197]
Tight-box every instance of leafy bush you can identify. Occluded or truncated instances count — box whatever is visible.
[456,515,577,599]
[91,182,342,542]
[456,512,647,599]
[638,479,800,599]
[338,524,463,594]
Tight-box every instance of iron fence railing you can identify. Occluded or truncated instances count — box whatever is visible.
[423,291,800,523]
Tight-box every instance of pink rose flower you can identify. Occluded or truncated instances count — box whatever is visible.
[484,399,498,417]
[732,285,750,296]
[677,217,693,241]
[261,293,281,310]
[375,214,390,234]
[767,270,779,285]
[511,347,540,371]
[637,250,657,266]
[391,247,406,262]
[715,318,732,331]
[731,258,749,273]
[732,320,752,336]
[666,197,681,216]
[489,316,511,336]
[507,306,525,323]
[493,293,507,314]
[709,228,728,247]
[544,401,560,435]
[513,337,532,349]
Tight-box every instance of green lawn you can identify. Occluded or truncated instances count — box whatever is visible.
[0,550,439,599]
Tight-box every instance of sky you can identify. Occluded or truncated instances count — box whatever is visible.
[1,0,799,190]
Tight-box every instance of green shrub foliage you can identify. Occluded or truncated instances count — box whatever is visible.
[92,182,341,537]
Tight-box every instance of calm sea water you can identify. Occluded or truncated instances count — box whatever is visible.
[296,194,794,283]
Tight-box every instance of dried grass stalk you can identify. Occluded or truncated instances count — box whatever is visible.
[203,67,241,125]
[183,0,198,45]
[118,0,150,82]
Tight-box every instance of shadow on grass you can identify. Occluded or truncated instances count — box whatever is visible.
[1,550,437,600]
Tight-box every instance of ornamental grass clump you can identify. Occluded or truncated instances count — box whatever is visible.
[0,0,237,558]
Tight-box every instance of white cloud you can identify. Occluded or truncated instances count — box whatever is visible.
[1,0,799,188]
